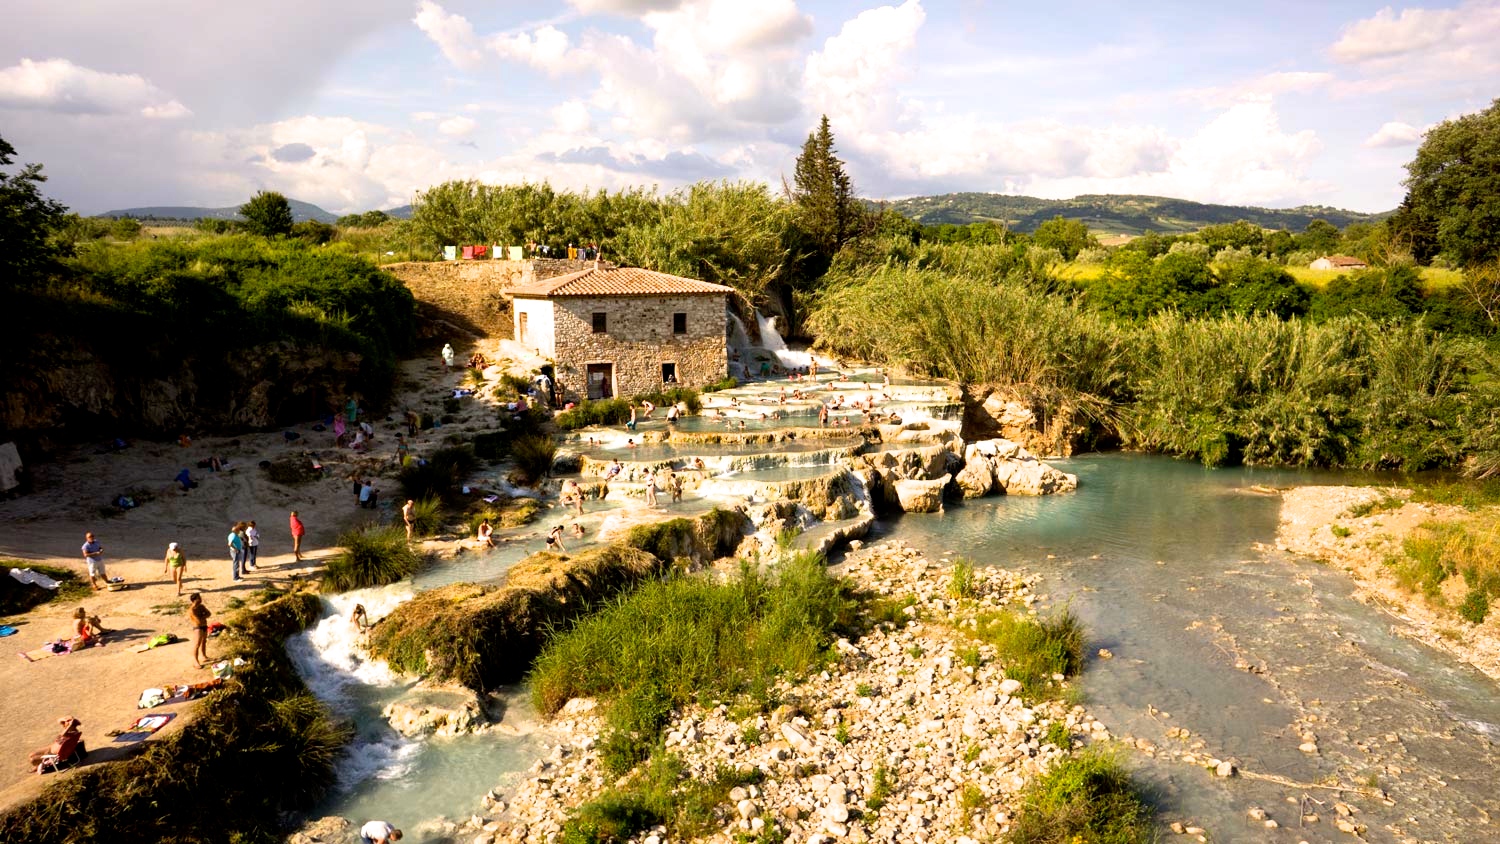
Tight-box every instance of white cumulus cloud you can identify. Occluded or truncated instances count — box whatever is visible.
[413,0,486,70]
[438,115,477,138]
[0,57,189,118]
[1363,120,1425,148]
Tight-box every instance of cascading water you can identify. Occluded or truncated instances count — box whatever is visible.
[286,585,419,789]
[755,312,813,371]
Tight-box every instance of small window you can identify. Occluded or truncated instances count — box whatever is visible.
[592,312,607,334]
[661,362,678,384]
[672,312,687,335]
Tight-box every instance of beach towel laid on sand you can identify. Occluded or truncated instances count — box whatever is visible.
[18,640,71,662]
[131,633,180,653]
[8,568,61,590]
[110,713,176,742]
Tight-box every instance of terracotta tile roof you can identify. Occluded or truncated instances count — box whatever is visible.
[1324,255,1368,266]
[510,266,735,298]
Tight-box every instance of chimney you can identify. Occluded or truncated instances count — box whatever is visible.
[593,258,602,271]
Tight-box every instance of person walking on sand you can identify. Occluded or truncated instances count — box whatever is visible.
[402,499,416,541]
[289,510,306,561]
[189,593,211,667]
[227,524,245,582]
[81,532,106,591]
[360,820,403,844]
[163,542,187,595]
[245,521,261,571]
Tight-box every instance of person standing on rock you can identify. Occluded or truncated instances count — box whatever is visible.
[644,470,659,507]
[402,499,416,541]
[668,470,683,504]
[227,524,245,582]
[626,404,637,432]
[359,820,402,844]
[81,532,107,592]
[289,510,305,561]
[163,542,187,596]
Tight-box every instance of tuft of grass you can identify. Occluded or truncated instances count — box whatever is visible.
[530,553,855,771]
[321,525,424,592]
[1006,748,1155,844]
[510,433,558,485]
[834,719,851,745]
[1044,721,1071,749]
[1410,478,1500,510]
[864,595,917,628]
[855,682,875,698]
[957,782,987,833]
[409,495,444,536]
[866,763,894,811]
[560,754,762,843]
[969,608,1085,701]
[1331,524,1352,538]
[948,558,977,600]
[1346,492,1405,518]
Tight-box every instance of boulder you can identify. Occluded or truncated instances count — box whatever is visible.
[895,475,949,513]
[287,816,354,844]
[383,683,489,737]
[953,457,995,499]
[999,460,1077,495]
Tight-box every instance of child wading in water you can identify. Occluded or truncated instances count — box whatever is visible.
[189,593,211,667]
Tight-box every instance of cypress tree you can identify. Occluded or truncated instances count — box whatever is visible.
[791,115,858,257]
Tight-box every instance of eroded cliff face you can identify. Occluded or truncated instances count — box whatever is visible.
[0,335,368,442]
[959,384,1098,457]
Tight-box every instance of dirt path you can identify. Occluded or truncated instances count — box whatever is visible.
[0,339,524,813]
[1277,484,1500,685]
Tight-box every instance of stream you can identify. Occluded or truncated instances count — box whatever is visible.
[292,391,1500,841]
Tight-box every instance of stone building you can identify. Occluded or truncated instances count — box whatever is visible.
[510,265,733,403]
[1309,254,1369,270]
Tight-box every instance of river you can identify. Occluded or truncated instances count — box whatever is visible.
[301,453,1500,842]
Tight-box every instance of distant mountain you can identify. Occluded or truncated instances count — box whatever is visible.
[875,193,1391,235]
[383,205,414,220]
[97,198,338,224]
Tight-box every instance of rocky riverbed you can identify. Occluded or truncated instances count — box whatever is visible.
[1277,485,1500,684]
[293,540,1105,843]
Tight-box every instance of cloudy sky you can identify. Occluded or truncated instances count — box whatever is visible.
[2,0,1496,215]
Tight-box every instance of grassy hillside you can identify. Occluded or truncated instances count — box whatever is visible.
[878,192,1390,235]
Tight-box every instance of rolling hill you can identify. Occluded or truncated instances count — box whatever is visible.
[98,198,338,224]
[876,193,1391,235]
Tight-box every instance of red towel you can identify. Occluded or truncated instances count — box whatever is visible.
[473,245,488,258]
[462,245,474,260]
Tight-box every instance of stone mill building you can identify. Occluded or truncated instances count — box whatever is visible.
[510,265,733,403]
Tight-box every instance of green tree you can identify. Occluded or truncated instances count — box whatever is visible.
[790,115,859,258]
[1297,219,1341,255]
[239,191,295,237]
[0,135,68,284]
[1197,220,1265,255]
[1031,216,1097,261]
[1403,98,1500,268]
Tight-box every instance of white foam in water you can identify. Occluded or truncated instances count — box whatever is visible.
[756,312,817,371]
[285,583,421,790]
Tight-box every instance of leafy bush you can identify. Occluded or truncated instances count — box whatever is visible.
[1459,588,1490,624]
[398,444,478,502]
[559,754,765,843]
[1006,749,1154,844]
[321,525,424,592]
[701,376,739,393]
[557,398,633,430]
[969,607,1085,700]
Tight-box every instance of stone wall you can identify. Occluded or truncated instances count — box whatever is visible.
[384,259,605,339]
[549,294,728,402]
